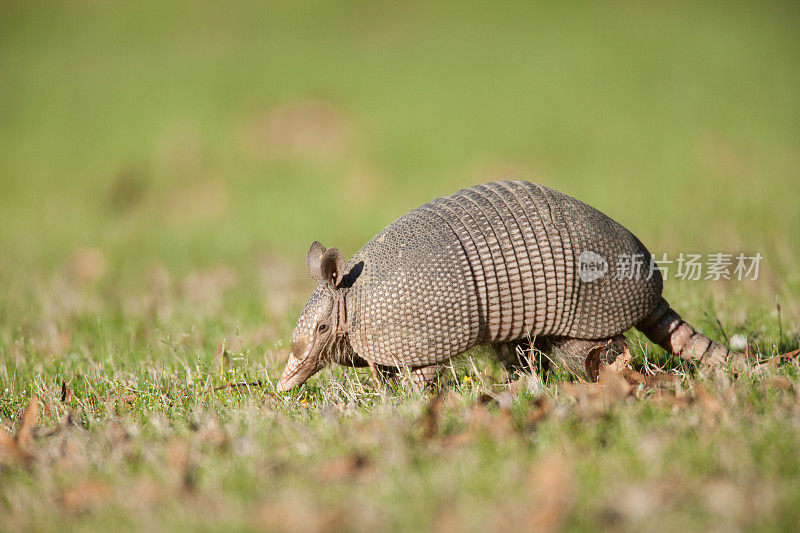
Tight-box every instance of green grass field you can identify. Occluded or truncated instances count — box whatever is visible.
[2,1,799,530]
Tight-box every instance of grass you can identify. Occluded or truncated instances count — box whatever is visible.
[1,0,800,530]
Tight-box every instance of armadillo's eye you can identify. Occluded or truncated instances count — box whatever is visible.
[317,324,329,333]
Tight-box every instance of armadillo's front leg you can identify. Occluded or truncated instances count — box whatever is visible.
[492,338,546,374]
[333,352,400,386]
[403,364,445,392]
[366,363,444,391]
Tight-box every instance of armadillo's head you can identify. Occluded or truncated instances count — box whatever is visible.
[276,242,348,392]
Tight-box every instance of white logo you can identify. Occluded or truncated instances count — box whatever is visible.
[578,250,607,282]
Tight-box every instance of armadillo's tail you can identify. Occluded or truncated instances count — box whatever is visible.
[636,297,732,365]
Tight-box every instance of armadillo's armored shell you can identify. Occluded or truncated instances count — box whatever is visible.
[344,180,662,367]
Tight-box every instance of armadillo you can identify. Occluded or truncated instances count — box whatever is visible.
[276,180,735,392]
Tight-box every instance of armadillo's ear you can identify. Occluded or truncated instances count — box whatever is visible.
[305,241,326,282]
[320,247,345,287]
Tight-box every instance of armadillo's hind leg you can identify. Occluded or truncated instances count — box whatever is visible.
[493,336,627,381]
[540,336,627,381]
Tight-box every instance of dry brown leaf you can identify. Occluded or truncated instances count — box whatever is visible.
[467,404,517,440]
[756,348,800,367]
[317,453,371,482]
[599,364,633,401]
[608,345,633,371]
[0,425,21,463]
[198,420,228,449]
[561,365,633,415]
[60,380,72,403]
[759,376,794,393]
[694,384,722,421]
[127,479,162,511]
[420,391,445,440]
[115,393,138,403]
[621,367,646,386]
[526,450,576,531]
[584,343,606,382]
[441,431,475,450]
[526,397,552,427]
[253,498,345,533]
[165,438,196,493]
[645,372,680,388]
[559,381,605,407]
[650,388,693,411]
[15,395,39,450]
[60,480,112,513]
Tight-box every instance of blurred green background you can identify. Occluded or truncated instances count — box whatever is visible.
[3,5,800,529]
[1,0,798,332]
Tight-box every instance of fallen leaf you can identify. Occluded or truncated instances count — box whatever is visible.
[317,453,371,482]
[694,384,722,421]
[15,395,40,450]
[599,364,633,401]
[759,376,794,393]
[645,372,680,388]
[198,419,228,449]
[115,393,138,403]
[649,388,693,411]
[60,480,112,513]
[584,343,606,382]
[526,450,576,531]
[441,431,475,450]
[525,397,552,427]
[165,438,196,493]
[60,380,72,403]
[467,404,516,440]
[608,345,633,371]
[420,391,445,439]
[621,367,646,386]
[559,381,605,410]
[253,497,345,533]
[560,365,633,415]
[756,348,800,367]
[0,425,20,463]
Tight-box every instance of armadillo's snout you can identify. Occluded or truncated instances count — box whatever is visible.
[275,351,319,392]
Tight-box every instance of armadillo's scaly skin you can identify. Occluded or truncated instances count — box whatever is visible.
[342,180,662,368]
